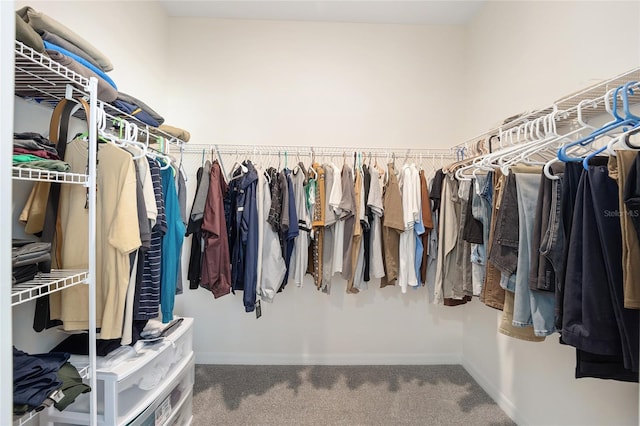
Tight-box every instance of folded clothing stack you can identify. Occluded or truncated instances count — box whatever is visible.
[111,92,165,128]
[16,6,117,102]
[15,7,192,142]
[13,132,70,172]
[13,347,90,416]
[12,239,51,284]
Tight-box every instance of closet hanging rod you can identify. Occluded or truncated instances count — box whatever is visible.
[182,144,454,159]
[450,66,640,154]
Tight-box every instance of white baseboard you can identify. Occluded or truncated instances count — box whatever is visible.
[461,358,528,426]
[195,352,462,365]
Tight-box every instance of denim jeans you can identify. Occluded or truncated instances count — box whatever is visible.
[489,173,519,277]
[562,161,639,373]
[470,173,492,296]
[529,164,565,294]
[513,172,556,336]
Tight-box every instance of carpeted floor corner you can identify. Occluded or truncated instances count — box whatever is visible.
[191,365,516,425]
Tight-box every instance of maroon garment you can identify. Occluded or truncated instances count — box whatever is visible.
[13,147,60,160]
[201,161,232,298]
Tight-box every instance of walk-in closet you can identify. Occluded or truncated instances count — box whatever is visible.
[2,1,640,425]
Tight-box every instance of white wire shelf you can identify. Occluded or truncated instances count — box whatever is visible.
[14,40,90,102]
[453,66,640,153]
[12,270,88,307]
[13,409,38,426]
[12,167,88,185]
[15,41,186,147]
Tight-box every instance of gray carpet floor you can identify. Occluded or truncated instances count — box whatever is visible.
[191,365,516,426]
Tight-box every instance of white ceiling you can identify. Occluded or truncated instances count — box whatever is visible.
[159,1,486,25]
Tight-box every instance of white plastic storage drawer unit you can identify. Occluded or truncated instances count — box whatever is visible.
[41,317,194,426]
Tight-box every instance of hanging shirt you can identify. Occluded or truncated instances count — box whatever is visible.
[414,171,426,287]
[237,162,259,311]
[321,164,336,293]
[419,170,433,283]
[340,164,356,282]
[201,161,232,298]
[186,161,211,289]
[290,164,310,287]
[51,140,140,339]
[380,162,404,288]
[175,170,187,295]
[398,164,419,293]
[434,174,463,304]
[256,166,264,299]
[329,163,344,276]
[160,163,186,323]
[280,169,299,290]
[310,162,326,290]
[259,169,287,302]
[362,164,372,282]
[352,169,368,291]
[368,166,385,279]
[135,158,166,320]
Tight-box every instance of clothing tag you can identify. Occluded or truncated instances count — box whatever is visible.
[49,389,65,403]
[256,300,262,319]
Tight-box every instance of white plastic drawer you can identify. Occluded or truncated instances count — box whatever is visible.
[40,318,194,426]
[128,356,194,426]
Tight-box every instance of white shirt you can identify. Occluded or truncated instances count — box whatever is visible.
[330,163,344,275]
[398,164,419,293]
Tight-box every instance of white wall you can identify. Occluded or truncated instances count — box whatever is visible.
[463,0,640,141]
[461,1,640,425]
[164,18,467,148]
[166,18,467,364]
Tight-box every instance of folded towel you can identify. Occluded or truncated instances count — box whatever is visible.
[15,12,45,54]
[17,6,113,72]
[159,124,191,142]
[44,41,117,89]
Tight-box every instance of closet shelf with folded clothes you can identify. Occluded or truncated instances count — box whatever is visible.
[11,270,88,307]
[14,41,188,147]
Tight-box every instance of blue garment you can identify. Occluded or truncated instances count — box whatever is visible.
[13,347,69,410]
[281,169,299,287]
[241,163,259,312]
[43,40,117,90]
[513,173,556,337]
[160,164,186,323]
[229,162,259,312]
[414,213,425,287]
[111,99,160,127]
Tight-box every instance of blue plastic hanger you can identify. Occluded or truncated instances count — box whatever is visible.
[581,83,639,169]
[558,85,633,163]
